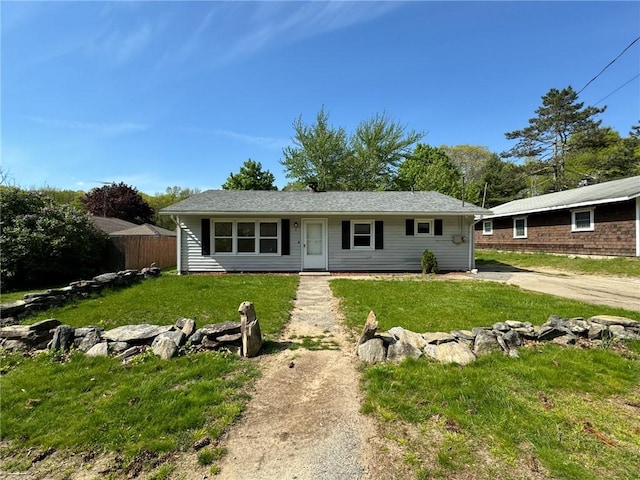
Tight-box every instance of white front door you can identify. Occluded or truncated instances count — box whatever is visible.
[302,219,327,270]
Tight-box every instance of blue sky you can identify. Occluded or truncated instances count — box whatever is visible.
[2,1,639,194]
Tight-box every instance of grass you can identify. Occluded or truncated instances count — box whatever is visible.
[331,278,640,333]
[476,248,640,277]
[332,278,640,480]
[0,274,299,476]
[18,273,299,337]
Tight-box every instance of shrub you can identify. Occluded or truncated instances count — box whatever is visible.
[421,249,438,274]
[0,186,110,290]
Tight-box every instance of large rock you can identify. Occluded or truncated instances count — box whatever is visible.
[29,318,62,332]
[474,330,501,356]
[77,329,102,352]
[422,332,455,345]
[199,322,241,339]
[424,342,476,366]
[387,340,422,362]
[239,301,262,358]
[93,272,120,284]
[587,315,639,328]
[157,330,185,347]
[357,338,387,363]
[85,342,109,357]
[389,327,428,350]
[152,336,178,360]
[588,322,608,340]
[103,324,173,343]
[357,311,379,347]
[0,300,26,318]
[50,325,75,351]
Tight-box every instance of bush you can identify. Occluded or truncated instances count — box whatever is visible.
[421,249,438,274]
[1,186,110,290]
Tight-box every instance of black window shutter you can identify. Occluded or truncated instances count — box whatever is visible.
[375,221,384,250]
[201,219,211,256]
[406,219,414,236]
[435,219,443,236]
[281,219,290,255]
[342,221,350,249]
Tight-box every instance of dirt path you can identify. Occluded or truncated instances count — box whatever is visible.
[214,275,382,480]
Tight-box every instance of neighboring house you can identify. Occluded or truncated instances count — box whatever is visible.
[91,216,177,270]
[475,175,640,257]
[160,190,490,273]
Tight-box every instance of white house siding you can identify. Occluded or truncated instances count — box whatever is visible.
[179,216,302,273]
[178,215,474,273]
[327,216,473,272]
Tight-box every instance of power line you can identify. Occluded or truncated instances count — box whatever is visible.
[594,73,640,105]
[577,34,640,95]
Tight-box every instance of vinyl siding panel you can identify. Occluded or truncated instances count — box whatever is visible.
[178,215,473,273]
[327,217,472,272]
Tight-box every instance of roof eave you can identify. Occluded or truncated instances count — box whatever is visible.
[483,194,638,219]
[160,210,488,217]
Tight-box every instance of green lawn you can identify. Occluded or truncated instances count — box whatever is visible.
[0,274,298,475]
[476,248,640,277]
[331,278,640,480]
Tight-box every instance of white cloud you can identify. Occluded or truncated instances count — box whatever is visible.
[24,116,149,136]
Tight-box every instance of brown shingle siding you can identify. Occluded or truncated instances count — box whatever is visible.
[475,199,636,256]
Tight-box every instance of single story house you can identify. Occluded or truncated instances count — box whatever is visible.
[160,190,491,273]
[475,175,640,257]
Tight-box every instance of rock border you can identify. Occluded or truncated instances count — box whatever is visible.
[0,266,162,325]
[0,302,263,361]
[356,312,640,365]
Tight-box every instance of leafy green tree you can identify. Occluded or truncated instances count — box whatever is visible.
[396,144,462,197]
[1,186,109,290]
[38,187,86,210]
[342,113,423,190]
[566,126,640,184]
[441,145,495,205]
[82,182,154,224]
[280,108,423,191]
[479,155,527,207]
[222,159,277,191]
[144,186,202,230]
[503,86,606,192]
[281,107,349,191]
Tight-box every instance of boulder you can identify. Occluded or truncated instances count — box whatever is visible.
[609,325,640,341]
[451,330,475,341]
[29,318,62,332]
[505,320,530,329]
[157,330,185,347]
[103,324,173,343]
[0,300,26,318]
[389,327,428,350]
[93,272,120,284]
[587,315,639,328]
[357,311,379,347]
[588,323,608,340]
[492,322,510,332]
[422,332,455,345]
[50,325,75,351]
[502,330,522,349]
[424,342,476,366]
[357,338,387,363]
[239,301,262,358]
[199,322,241,339]
[386,340,422,362]
[474,330,501,356]
[152,336,178,360]
[177,318,196,338]
[85,342,109,357]
[77,329,102,352]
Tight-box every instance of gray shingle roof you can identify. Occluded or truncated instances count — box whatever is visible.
[486,175,640,218]
[91,216,138,234]
[160,190,490,216]
[111,224,176,236]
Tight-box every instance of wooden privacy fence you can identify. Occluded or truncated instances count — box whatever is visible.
[107,236,176,271]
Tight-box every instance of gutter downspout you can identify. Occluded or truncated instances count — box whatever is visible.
[172,215,182,274]
[636,197,640,257]
[468,219,475,271]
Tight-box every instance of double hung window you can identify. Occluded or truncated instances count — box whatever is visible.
[212,220,279,254]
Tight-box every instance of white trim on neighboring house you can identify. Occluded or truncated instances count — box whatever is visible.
[636,197,640,257]
[175,215,182,274]
[513,217,527,239]
[571,208,594,232]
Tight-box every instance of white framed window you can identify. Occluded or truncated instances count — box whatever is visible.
[482,220,493,235]
[213,221,233,253]
[212,220,280,255]
[415,219,434,236]
[351,220,374,249]
[513,217,527,239]
[571,209,594,232]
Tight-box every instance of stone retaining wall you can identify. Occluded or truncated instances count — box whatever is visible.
[356,312,640,365]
